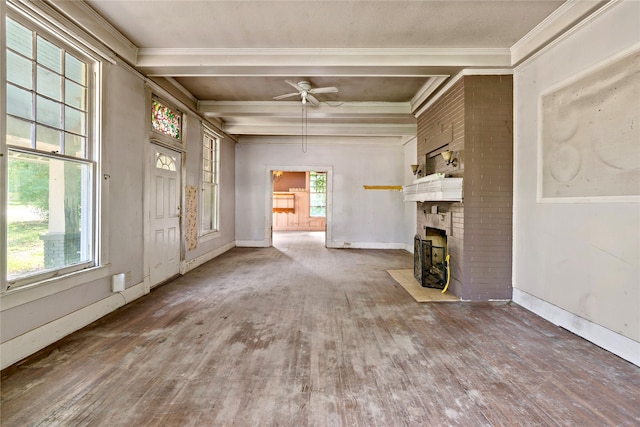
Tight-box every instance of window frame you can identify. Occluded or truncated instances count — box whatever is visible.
[200,128,220,239]
[150,95,183,147]
[2,6,102,292]
[309,171,327,218]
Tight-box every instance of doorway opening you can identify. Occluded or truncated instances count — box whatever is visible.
[148,143,182,287]
[266,167,332,248]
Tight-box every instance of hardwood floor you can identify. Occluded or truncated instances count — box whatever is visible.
[2,231,639,426]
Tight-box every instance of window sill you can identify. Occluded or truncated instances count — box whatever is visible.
[1,265,110,311]
[199,230,222,243]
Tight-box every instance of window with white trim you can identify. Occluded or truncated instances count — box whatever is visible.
[309,172,326,217]
[201,130,219,235]
[4,13,98,290]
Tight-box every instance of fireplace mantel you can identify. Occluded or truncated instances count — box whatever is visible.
[403,175,463,202]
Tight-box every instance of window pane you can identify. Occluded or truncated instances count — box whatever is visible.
[37,65,62,101]
[65,106,85,135]
[65,133,85,158]
[310,193,326,206]
[36,125,61,153]
[7,84,33,120]
[65,80,86,110]
[310,206,326,217]
[36,95,62,128]
[7,18,33,58]
[8,151,92,280]
[151,99,181,139]
[201,184,213,231]
[309,172,326,217]
[65,53,86,84]
[37,35,62,73]
[6,116,33,148]
[7,50,33,89]
[156,153,176,171]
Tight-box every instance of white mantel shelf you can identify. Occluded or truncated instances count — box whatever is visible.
[403,175,463,202]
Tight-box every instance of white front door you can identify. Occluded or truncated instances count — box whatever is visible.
[149,144,181,286]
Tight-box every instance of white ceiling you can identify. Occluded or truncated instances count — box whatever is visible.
[56,0,581,142]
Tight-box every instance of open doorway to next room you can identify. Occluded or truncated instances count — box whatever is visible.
[272,171,327,249]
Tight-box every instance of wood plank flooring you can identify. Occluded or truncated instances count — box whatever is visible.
[2,231,639,426]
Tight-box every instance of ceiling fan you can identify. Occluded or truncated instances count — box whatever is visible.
[273,80,338,107]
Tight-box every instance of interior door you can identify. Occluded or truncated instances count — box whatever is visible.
[149,144,181,286]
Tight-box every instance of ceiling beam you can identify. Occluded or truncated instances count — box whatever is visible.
[198,101,414,118]
[222,121,416,137]
[137,47,512,76]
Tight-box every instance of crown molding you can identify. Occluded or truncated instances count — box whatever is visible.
[46,0,138,64]
[410,76,449,114]
[511,0,609,67]
[413,68,514,117]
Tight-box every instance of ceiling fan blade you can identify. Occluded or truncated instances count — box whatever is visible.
[285,80,304,91]
[309,86,338,94]
[273,92,299,100]
[306,94,320,107]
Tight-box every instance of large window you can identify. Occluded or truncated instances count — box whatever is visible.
[309,172,326,217]
[201,130,219,235]
[4,14,97,288]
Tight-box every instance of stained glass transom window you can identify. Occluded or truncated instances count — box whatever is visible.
[156,153,177,171]
[151,99,181,140]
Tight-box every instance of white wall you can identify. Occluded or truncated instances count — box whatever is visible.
[513,0,640,364]
[403,137,418,252]
[235,138,407,248]
[182,121,236,267]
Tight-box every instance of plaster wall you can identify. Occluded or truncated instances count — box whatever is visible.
[513,0,640,348]
[235,140,407,248]
[403,137,418,252]
[183,123,236,262]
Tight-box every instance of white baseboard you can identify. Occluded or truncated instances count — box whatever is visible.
[513,288,639,366]
[0,280,148,370]
[327,241,407,250]
[235,240,268,247]
[180,241,236,274]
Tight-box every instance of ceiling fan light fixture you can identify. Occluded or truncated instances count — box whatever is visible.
[273,80,339,108]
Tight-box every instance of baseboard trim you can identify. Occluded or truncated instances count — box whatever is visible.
[235,240,269,247]
[513,288,639,366]
[0,280,148,370]
[180,241,236,274]
[327,241,407,250]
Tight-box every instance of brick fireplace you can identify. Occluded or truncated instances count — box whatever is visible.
[414,74,513,301]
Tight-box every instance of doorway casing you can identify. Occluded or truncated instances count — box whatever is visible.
[264,165,333,248]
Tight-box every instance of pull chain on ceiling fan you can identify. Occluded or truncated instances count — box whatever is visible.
[274,80,339,152]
